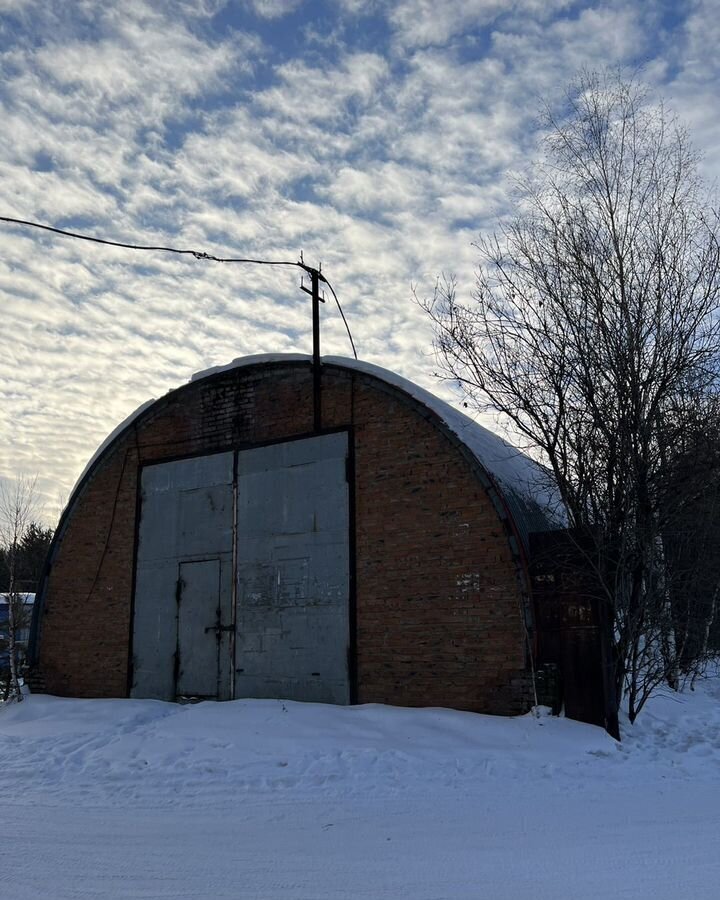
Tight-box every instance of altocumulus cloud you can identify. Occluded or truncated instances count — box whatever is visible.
[0,0,718,520]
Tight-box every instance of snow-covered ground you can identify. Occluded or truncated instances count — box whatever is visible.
[2,680,720,899]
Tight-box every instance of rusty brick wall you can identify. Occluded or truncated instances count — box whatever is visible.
[36,361,533,714]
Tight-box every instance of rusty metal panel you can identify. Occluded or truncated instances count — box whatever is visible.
[235,433,350,704]
[131,453,234,701]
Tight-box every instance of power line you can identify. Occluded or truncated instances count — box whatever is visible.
[0,215,302,267]
[0,215,358,359]
[326,278,358,360]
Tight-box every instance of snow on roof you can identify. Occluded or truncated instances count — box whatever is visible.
[191,353,310,382]
[192,354,565,539]
[68,398,156,502]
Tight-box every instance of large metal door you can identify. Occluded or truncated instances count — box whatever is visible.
[235,433,350,704]
[131,453,234,700]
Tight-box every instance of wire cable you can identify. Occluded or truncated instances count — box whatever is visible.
[0,215,303,268]
[325,277,358,360]
[0,214,358,357]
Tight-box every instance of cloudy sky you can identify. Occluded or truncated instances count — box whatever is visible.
[1,0,719,523]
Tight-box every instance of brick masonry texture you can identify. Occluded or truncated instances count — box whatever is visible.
[36,361,535,714]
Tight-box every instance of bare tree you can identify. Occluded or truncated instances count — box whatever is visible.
[0,477,39,703]
[420,70,720,724]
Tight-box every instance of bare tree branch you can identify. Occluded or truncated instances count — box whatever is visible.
[418,70,720,723]
[0,476,40,703]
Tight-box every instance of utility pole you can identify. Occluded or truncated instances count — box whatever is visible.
[300,264,326,433]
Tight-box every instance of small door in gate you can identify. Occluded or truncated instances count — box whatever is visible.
[176,559,222,700]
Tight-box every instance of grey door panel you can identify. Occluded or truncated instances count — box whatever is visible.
[131,562,178,700]
[177,559,221,699]
[131,452,234,700]
[235,433,350,704]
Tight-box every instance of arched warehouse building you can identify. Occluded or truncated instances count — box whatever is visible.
[29,355,560,715]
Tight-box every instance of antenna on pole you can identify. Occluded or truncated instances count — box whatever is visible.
[299,261,326,433]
